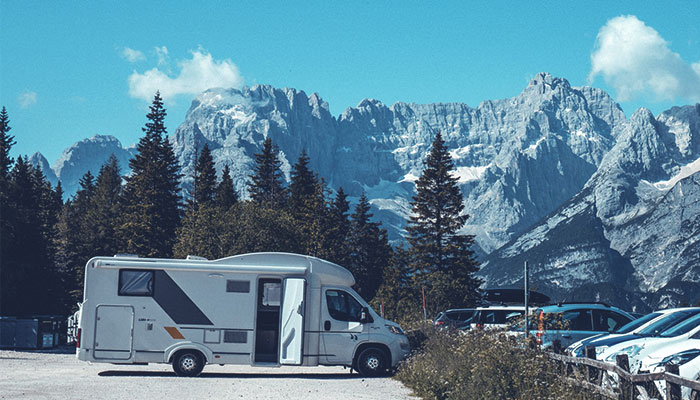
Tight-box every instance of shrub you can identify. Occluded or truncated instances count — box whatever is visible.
[395,327,591,400]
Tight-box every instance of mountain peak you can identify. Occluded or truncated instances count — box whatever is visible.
[356,98,385,109]
[527,72,571,91]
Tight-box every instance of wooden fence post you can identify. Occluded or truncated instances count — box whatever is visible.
[616,354,631,400]
[666,364,681,400]
[585,346,596,382]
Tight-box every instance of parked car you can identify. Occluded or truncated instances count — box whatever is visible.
[470,305,526,330]
[566,308,700,358]
[530,303,635,349]
[433,308,476,329]
[648,345,700,399]
[599,310,700,373]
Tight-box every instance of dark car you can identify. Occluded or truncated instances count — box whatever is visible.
[434,308,476,329]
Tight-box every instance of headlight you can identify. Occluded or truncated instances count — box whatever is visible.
[606,345,642,362]
[387,324,404,335]
[659,349,700,367]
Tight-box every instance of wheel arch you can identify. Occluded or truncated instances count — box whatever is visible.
[165,342,212,364]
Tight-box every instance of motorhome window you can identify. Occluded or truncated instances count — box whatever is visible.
[326,290,363,322]
[226,280,250,293]
[118,270,154,296]
[262,283,281,306]
[223,330,247,343]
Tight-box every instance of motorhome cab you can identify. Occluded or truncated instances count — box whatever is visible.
[76,252,410,377]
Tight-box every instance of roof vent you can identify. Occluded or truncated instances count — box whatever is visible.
[186,255,208,261]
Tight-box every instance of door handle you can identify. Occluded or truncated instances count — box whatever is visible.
[324,321,331,331]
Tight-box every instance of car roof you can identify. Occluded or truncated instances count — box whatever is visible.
[475,305,525,310]
[536,303,631,315]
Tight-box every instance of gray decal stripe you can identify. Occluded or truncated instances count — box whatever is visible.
[153,270,213,326]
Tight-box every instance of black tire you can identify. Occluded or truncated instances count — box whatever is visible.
[356,347,389,377]
[172,350,205,377]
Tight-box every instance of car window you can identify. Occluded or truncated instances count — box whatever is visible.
[326,290,363,322]
[446,311,462,321]
[614,312,661,334]
[658,313,700,338]
[459,311,474,321]
[477,309,523,324]
[593,310,630,332]
[638,310,700,336]
[560,309,592,331]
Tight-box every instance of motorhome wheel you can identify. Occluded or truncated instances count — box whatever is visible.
[172,350,205,377]
[356,347,388,377]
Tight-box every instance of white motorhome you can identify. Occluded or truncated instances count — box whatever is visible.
[76,252,410,377]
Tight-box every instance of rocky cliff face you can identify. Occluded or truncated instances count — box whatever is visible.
[36,74,700,309]
[170,73,625,254]
[479,104,700,310]
[30,135,136,197]
[29,152,58,186]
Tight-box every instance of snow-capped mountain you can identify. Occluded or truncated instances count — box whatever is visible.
[479,104,700,310]
[35,73,700,309]
[172,73,625,254]
[29,152,58,186]
[30,135,136,197]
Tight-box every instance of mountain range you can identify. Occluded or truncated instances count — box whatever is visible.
[29,72,700,310]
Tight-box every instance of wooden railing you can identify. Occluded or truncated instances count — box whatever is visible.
[548,347,700,400]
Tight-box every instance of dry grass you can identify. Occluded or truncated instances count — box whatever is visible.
[395,327,596,400]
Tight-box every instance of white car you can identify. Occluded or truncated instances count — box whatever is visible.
[470,305,526,331]
[648,346,700,399]
[566,308,698,358]
[599,311,700,373]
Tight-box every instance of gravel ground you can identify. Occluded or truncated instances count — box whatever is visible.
[0,348,415,400]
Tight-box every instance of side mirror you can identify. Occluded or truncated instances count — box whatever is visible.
[360,307,373,324]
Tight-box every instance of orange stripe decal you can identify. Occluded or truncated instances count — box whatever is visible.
[164,326,185,339]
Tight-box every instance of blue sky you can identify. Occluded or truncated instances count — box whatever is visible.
[2,1,699,162]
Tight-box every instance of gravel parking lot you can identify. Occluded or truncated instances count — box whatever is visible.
[0,348,414,400]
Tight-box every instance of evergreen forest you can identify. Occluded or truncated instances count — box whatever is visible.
[0,94,481,323]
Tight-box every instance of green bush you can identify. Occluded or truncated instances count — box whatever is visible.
[395,327,591,400]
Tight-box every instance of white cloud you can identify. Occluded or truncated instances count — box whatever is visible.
[121,47,145,63]
[589,15,700,102]
[128,49,243,102]
[18,91,37,108]
[155,46,169,66]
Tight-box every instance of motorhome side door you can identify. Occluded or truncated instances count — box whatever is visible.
[279,278,305,365]
[320,288,369,364]
[93,305,134,360]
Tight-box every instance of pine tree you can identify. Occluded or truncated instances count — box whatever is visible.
[192,143,217,207]
[87,155,122,256]
[173,202,233,260]
[288,149,316,212]
[288,150,329,256]
[226,201,300,254]
[215,164,238,209]
[372,246,419,322]
[0,107,15,181]
[406,131,481,312]
[348,193,392,300]
[0,107,15,314]
[248,137,287,207]
[1,157,60,315]
[117,92,182,257]
[323,187,351,266]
